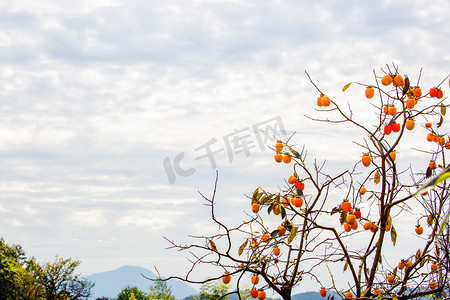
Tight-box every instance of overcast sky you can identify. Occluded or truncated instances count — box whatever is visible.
[0,0,449,295]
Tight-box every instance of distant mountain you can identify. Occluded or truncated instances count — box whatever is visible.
[291,291,325,300]
[86,265,198,299]
[182,290,323,300]
[182,295,279,300]
[87,265,324,300]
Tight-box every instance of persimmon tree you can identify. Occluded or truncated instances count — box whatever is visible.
[159,64,450,300]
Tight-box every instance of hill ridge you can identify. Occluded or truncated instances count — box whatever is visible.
[86,265,198,299]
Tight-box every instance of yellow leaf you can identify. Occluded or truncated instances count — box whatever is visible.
[360,287,370,297]
[427,215,434,227]
[258,255,268,264]
[374,171,381,184]
[238,240,248,256]
[391,226,397,246]
[209,240,218,252]
[441,104,447,116]
[387,215,392,226]
[342,82,352,92]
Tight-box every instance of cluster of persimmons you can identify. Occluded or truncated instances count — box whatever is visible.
[233,69,449,299]
[164,66,448,300]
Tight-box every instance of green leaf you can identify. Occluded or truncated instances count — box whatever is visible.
[340,211,347,225]
[439,210,450,236]
[281,206,287,219]
[402,76,410,96]
[284,220,293,232]
[437,115,444,128]
[342,82,352,92]
[270,230,280,239]
[441,104,447,116]
[238,240,248,256]
[417,167,450,196]
[331,205,342,215]
[415,249,421,261]
[259,195,266,204]
[289,146,300,158]
[252,188,259,202]
[267,203,274,215]
[435,244,440,257]
[275,194,280,203]
[257,193,264,202]
[391,226,397,246]
[426,166,432,178]
[420,258,426,267]
[288,227,298,244]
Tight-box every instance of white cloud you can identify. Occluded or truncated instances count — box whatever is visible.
[0,0,448,292]
[0,204,8,213]
[116,209,186,230]
[70,209,108,227]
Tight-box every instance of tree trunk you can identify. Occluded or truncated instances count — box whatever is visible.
[280,288,291,300]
